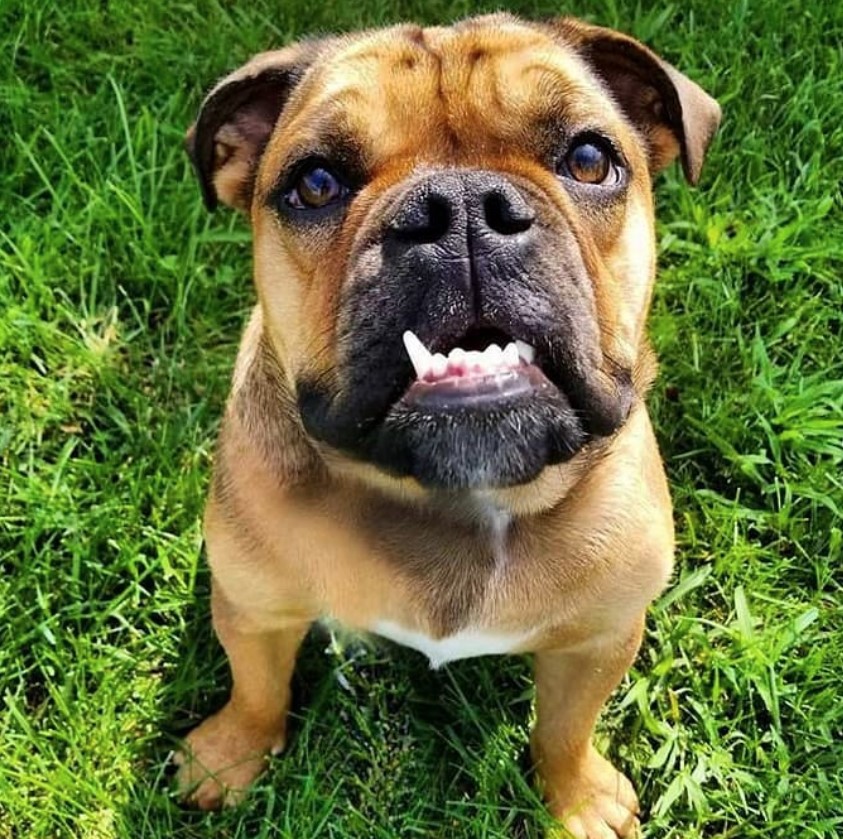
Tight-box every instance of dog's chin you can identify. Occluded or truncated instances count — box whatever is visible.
[364,366,587,490]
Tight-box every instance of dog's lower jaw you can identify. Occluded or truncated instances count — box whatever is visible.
[298,382,586,491]
[297,365,636,492]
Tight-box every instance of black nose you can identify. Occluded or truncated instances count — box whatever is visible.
[389,170,535,243]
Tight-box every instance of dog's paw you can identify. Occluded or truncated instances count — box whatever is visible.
[174,702,286,810]
[543,747,640,839]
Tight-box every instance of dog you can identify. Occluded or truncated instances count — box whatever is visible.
[174,13,720,838]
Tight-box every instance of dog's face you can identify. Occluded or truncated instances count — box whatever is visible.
[188,14,719,491]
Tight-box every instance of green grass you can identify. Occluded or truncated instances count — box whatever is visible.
[1,0,841,836]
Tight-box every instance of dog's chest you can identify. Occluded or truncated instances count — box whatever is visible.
[369,620,535,669]
[364,498,537,667]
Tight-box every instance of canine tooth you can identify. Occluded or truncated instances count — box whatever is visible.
[402,330,432,378]
[515,340,535,364]
[503,342,519,367]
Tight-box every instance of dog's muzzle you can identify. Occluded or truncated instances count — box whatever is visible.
[298,168,633,489]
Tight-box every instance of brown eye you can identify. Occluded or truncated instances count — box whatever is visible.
[561,139,615,185]
[286,165,347,209]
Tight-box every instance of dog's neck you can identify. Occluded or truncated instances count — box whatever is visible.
[467,492,512,572]
[318,435,611,522]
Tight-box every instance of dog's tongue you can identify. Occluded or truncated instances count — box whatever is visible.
[402,330,535,383]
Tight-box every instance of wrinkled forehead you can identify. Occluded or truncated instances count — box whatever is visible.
[265,19,630,173]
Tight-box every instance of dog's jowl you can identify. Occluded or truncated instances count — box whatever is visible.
[176,14,720,838]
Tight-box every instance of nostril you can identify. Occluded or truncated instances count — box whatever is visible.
[424,194,452,242]
[483,190,534,236]
[391,192,452,244]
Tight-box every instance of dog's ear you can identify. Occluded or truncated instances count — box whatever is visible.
[552,19,721,184]
[186,40,334,211]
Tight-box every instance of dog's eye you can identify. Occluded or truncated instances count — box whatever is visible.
[560,138,618,185]
[285,165,348,210]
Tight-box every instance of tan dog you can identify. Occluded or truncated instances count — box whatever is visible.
[175,13,720,838]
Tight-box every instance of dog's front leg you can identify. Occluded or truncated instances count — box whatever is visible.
[175,583,311,809]
[532,618,645,839]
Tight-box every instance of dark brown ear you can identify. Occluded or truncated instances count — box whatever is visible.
[551,19,722,184]
[186,40,333,211]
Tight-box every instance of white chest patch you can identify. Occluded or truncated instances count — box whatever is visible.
[371,620,534,669]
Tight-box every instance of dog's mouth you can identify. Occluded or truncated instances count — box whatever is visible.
[299,320,632,489]
[400,326,550,409]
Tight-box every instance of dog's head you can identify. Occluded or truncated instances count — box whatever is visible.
[187,14,719,492]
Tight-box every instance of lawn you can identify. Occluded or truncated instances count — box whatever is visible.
[1,0,841,837]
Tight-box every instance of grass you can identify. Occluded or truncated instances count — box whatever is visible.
[1,0,841,836]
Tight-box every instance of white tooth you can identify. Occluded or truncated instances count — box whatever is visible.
[515,340,535,364]
[402,330,432,379]
[503,342,519,367]
[430,353,448,379]
[466,350,485,370]
[484,344,503,365]
[448,347,467,365]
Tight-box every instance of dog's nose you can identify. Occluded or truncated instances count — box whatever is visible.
[389,171,535,243]
[382,170,538,336]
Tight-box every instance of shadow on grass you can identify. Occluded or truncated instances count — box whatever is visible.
[122,560,545,838]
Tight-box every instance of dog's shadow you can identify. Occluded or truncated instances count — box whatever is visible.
[125,562,548,838]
